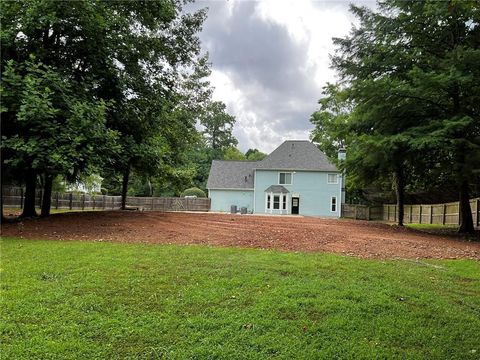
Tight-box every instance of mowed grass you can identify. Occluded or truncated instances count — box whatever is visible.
[1,238,479,359]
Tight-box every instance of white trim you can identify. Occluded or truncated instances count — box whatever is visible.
[278,172,292,185]
[253,169,256,213]
[338,174,343,217]
[255,168,340,172]
[208,188,254,191]
[327,173,339,184]
[330,196,337,213]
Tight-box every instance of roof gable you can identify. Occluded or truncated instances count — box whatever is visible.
[256,140,337,171]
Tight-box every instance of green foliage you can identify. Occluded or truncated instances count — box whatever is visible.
[310,84,351,162]
[0,0,211,208]
[313,0,480,228]
[222,146,247,160]
[200,101,238,155]
[2,238,479,359]
[1,57,118,179]
[181,187,206,198]
[245,148,267,161]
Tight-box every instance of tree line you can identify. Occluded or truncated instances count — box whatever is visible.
[310,0,480,234]
[0,0,263,219]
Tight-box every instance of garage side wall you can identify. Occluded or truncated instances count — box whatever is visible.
[208,189,254,212]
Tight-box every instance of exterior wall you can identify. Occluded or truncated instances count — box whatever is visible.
[208,189,254,212]
[254,170,342,216]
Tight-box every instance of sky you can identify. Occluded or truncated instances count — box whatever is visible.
[190,0,375,153]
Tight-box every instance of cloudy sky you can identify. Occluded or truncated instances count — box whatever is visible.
[190,0,375,153]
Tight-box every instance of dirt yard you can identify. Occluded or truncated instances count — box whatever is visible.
[2,211,479,259]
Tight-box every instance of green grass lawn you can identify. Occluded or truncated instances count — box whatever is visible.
[1,238,479,359]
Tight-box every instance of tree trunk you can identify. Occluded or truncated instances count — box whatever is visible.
[121,165,130,210]
[394,166,405,226]
[21,170,37,218]
[458,179,475,234]
[40,174,53,217]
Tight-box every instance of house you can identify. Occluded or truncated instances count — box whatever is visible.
[207,140,345,216]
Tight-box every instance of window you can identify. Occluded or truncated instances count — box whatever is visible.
[331,196,337,212]
[327,173,338,184]
[267,193,287,211]
[273,195,280,209]
[279,172,292,185]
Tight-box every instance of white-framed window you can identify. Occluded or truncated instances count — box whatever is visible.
[331,196,337,212]
[279,172,292,185]
[273,195,280,209]
[266,193,288,211]
[327,173,339,184]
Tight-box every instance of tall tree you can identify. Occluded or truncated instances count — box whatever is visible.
[327,0,480,232]
[200,101,238,156]
[1,0,210,213]
[1,57,117,217]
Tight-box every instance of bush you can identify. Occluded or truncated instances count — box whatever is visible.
[181,187,206,198]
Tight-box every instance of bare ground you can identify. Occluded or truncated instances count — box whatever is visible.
[2,211,479,259]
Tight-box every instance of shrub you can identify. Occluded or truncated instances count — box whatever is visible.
[181,187,206,198]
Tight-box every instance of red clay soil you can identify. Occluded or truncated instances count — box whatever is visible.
[2,211,479,259]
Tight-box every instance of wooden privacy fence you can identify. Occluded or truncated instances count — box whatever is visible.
[341,204,383,220]
[2,187,211,212]
[383,198,480,226]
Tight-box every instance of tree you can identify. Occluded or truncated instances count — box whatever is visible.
[1,57,117,217]
[223,147,246,161]
[310,84,352,162]
[327,0,480,232]
[200,101,238,157]
[245,148,267,161]
[1,0,210,214]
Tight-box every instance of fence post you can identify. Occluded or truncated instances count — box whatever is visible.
[409,205,413,223]
[69,193,73,210]
[419,206,422,224]
[430,205,433,224]
[20,188,24,209]
[442,204,446,225]
[103,195,106,210]
[82,194,85,210]
[477,199,479,227]
[394,205,397,222]
[39,189,43,209]
[93,195,96,210]
[151,197,154,211]
[56,192,59,209]
[458,203,461,225]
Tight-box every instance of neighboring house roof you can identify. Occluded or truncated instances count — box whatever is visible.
[207,140,338,190]
[265,185,289,193]
[256,140,337,171]
[207,160,256,189]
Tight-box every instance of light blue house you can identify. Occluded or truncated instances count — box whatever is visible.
[207,140,345,216]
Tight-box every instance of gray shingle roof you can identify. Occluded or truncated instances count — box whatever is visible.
[256,140,337,171]
[264,185,289,193]
[207,160,256,189]
[207,140,338,190]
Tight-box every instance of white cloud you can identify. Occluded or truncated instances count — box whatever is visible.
[255,0,352,86]
[197,0,362,154]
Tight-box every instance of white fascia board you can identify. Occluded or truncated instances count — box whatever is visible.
[253,168,340,173]
[208,188,254,191]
